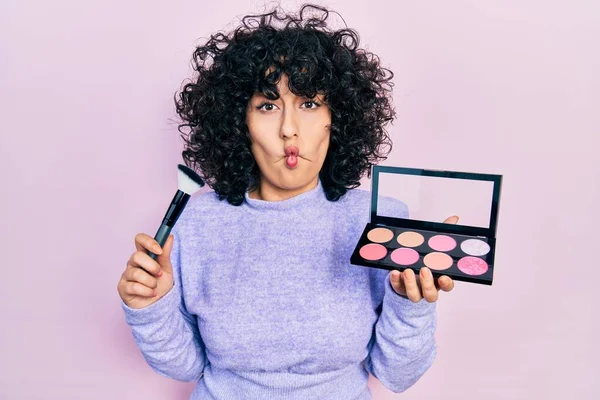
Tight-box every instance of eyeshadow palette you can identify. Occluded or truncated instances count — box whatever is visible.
[350,166,503,285]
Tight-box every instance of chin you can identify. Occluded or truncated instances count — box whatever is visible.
[281,172,317,189]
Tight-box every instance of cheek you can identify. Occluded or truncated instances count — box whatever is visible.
[319,133,331,156]
[310,129,330,161]
[316,117,331,147]
[249,131,270,153]
[247,115,276,141]
[247,122,275,160]
[246,119,265,146]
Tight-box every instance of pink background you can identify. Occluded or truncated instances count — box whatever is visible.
[1,0,598,399]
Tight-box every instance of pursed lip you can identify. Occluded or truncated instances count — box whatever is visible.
[284,145,299,156]
[274,145,311,162]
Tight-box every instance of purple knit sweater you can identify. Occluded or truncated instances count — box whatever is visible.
[122,179,437,399]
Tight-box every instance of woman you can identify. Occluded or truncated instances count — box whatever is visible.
[117,4,455,399]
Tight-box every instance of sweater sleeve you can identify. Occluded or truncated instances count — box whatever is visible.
[364,195,437,392]
[121,228,207,382]
[365,273,437,393]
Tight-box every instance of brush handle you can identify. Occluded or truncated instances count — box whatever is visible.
[149,224,172,261]
[147,189,191,261]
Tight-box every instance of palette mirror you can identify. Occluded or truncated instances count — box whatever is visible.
[376,170,495,229]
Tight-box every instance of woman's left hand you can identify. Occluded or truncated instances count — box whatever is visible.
[390,215,458,303]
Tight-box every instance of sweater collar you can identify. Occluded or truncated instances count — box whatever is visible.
[244,179,325,211]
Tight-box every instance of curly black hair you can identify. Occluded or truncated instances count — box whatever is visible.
[174,3,396,205]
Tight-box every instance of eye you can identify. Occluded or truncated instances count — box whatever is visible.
[256,102,278,112]
[302,100,322,109]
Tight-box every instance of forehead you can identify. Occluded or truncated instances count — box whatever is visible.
[273,75,291,95]
[255,57,323,99]
[255,73,324,100]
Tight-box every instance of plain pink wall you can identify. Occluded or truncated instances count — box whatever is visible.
[1,0,598,399]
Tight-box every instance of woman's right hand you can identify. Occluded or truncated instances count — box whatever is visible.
[117,233,175,309]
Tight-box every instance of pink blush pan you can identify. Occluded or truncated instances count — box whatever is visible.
[390,248,419,266]
[428,235,456,252]
[457,256,489,275]
[359,243,387,261]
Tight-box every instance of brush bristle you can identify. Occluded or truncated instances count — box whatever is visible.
[177,164,205,195]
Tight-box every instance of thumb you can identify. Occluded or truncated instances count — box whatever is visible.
[157,234,175,274]
[443,215,459,224]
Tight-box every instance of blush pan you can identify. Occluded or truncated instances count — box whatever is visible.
[460,239,490,256]
[428,235,456,252]
[391,248,419,266]
[367,227,394,243]
[359,243,387,261]
[457,256,489,275]
[423,252,453,270]
[397,231,424,247]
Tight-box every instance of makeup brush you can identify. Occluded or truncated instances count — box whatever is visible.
[148,164,205,260]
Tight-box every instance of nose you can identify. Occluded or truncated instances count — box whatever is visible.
[279,107,298,140]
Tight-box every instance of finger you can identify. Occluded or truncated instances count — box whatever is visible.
[128,251,162,276]
[419,267,438,302]
[157,234,175,274]
[443,215,459,224]
[436,275,455,292]
[402,269,422,302]
[134,233,163,256]
[124,281,156,298]
[124,266,158,289]
[390,270,405,295]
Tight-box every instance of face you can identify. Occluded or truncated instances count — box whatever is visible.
[246,73,331,199]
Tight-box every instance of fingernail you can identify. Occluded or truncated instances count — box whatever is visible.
[154,291,158,297]
[157,270,163,277]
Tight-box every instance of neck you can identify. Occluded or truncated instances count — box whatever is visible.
[249,176,319,202]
